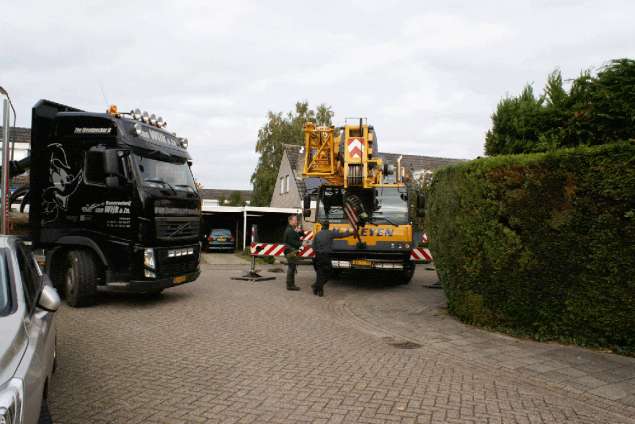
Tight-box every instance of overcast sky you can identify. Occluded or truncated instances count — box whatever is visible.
[2,1,633,189]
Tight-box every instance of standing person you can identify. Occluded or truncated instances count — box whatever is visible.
[311,220,352,297]
[283,215,302,291]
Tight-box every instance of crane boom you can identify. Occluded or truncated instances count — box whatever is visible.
[302,120,386,188]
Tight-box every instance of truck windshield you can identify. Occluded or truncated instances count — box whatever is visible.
[317,188,346,223]
[133,154,195,191]
[372,188,409,225]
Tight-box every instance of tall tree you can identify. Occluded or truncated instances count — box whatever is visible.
[485,58,635,156]
[485,85,545,155]
[250,102,333,206]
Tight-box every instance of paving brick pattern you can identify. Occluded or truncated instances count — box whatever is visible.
[49,263,635,423]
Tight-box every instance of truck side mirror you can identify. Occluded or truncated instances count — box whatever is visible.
[103,150,121,189]
[104,150,120,175]
[302,195,315,221]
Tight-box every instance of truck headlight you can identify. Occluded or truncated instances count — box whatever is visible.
[144,248,156,270]
[0,379,23,424]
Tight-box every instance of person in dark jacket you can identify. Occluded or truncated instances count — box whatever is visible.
[311,220,352,297]
[283,215,303,291]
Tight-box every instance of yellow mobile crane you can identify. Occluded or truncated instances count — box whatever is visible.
[301,119,425,283]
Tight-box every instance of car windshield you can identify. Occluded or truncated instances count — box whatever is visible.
[212,229,231,236]
[372,187,409,225]
[0,252,10,316]
[133,154,196,191]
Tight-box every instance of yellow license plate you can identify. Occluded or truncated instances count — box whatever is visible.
[218,237,226,241]
[174,275,188,284]
[352,259,372,267]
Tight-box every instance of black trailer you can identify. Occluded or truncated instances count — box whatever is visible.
[13,100,201,306]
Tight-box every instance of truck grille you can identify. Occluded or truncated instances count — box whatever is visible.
[156,217,200,241]
[156,244,200,276]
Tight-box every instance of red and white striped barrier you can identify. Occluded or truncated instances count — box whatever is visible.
[250,243,286,257]
[251,243,432,262]
[251,230,432,262]
[410,247,432,262]
[250,230,315,258]
[249,242,315,258]
[298,246,314,257]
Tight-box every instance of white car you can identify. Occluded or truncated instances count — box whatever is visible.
[0,237,60,424]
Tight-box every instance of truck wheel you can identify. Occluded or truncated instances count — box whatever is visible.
[65,250,98,307]
[398,264,415,285]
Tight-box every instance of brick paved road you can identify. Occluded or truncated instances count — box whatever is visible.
[49,261,635,423]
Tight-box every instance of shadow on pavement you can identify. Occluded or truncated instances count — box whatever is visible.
[94,289,193,307]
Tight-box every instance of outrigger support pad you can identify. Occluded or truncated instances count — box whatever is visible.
[231,255,275,282]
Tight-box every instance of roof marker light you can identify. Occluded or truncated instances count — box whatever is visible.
[142,111,150,123]
[107,104,118,116]
[150,114,157,126]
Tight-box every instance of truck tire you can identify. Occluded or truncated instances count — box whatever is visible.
[65,250,98,307]
[398,264,415,285]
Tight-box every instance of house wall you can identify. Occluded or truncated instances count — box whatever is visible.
[270,151,302,208]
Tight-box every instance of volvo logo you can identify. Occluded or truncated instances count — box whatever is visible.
[169,222,191,237]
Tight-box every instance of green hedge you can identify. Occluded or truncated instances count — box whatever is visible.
[425,142,635,353]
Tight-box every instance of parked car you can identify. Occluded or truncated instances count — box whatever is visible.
[207,229,235,252]
[0,236,60,424]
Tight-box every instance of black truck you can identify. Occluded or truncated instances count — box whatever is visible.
[10,100,201,306]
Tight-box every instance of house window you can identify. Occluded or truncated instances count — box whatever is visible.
[285,175,290,193]
[279,177,284,194]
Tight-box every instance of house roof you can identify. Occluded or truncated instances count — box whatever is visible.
[377,152,465,173]
[281,144,466,195]
[282,144,306,195]
[198,188,253,201]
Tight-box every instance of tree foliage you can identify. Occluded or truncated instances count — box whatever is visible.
[227,191,244,206]
[250,102,333,206]
[485,58,635,155]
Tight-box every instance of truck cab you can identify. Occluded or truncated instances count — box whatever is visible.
[29,100,201,306]
[309,184,416,282]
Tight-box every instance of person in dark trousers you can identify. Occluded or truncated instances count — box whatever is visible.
[283,215,302,291]
[311,220,352,297]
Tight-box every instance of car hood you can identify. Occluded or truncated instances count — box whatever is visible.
[0,312,27,386]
